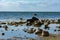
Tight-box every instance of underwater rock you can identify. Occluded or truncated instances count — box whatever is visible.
[2,33,5,36]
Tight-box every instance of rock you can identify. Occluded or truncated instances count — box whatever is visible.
[26,17,39,26]
[3,25,8,31]
[32,17,39,21]
[56,26,60,28]
[27,28,36,34]
[44,25,50,30]
[35,28,42,35]
[2,33,5,36]
[54,29,57,32]
[0,22,6,24]
[42,31,49,37]
[58,19,60,23]
[34,22,43,27]
[23,28,36,34]
[0,26,2,28]
[26,19,34,26]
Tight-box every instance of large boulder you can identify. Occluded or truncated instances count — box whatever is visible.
[26,17,39,26]
[32,17,39,21]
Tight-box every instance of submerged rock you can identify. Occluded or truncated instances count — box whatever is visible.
[2,33,5,36]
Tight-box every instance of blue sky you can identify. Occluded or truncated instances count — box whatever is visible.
[0,0,60,12]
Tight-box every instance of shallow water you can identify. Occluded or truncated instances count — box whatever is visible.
[0,12,60,39]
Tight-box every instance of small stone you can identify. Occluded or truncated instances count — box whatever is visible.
[2,33,5,36]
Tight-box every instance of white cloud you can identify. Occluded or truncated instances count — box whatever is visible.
[0,0,60,11]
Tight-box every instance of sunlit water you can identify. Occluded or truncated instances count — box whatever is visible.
[0,12,60,39]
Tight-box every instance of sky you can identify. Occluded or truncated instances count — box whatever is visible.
[0,0,60,12]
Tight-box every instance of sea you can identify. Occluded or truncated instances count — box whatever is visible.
[0,12,60,39]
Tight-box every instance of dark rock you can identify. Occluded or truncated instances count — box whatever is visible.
[34,22,43,27]
[0,26,2,28]
[42,31,49,37]
[0,22,6,24]
[58,19,60,23]
[32,17,39,21]
[44,25,50,30]
[35,28,42,35]
[23,28,36,34]
[2,33,5,36]
[26,19,34,26]
[58,30,60,31]
[54,29,57,32]
[26,17,39,26]
[3,25,8,31]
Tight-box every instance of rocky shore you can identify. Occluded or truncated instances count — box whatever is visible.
[0,14,60,40]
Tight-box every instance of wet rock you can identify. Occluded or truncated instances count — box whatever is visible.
[34,22,43,27]
[0,26,2,28]
[56,26,60,28]
[32,17,39,21]
[3,25,8,31]
[50,19,55,23]
[54,29,57,32]
[11,29,14,31]
[27,28,36,34]
[42,31,49,37]
[35,28,49,37]
[23,28,28,32]
[26,17,39,26]
[2,33,5,36]
[41,19,45,24]
[34,13,37,16]
[23,28,36,34]
[0,22,6,24]
[26,19,34,26]
[57,30,60,31]
[58,19,60,23]
[35,28,42,35]
[44,25,50,30]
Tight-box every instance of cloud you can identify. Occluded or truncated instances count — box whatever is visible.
[0,0,60,11]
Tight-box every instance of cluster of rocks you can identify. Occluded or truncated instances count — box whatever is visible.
[23,28,49,37]
[0,14,60,37]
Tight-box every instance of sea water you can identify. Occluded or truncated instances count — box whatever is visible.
[0,12,60,39]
